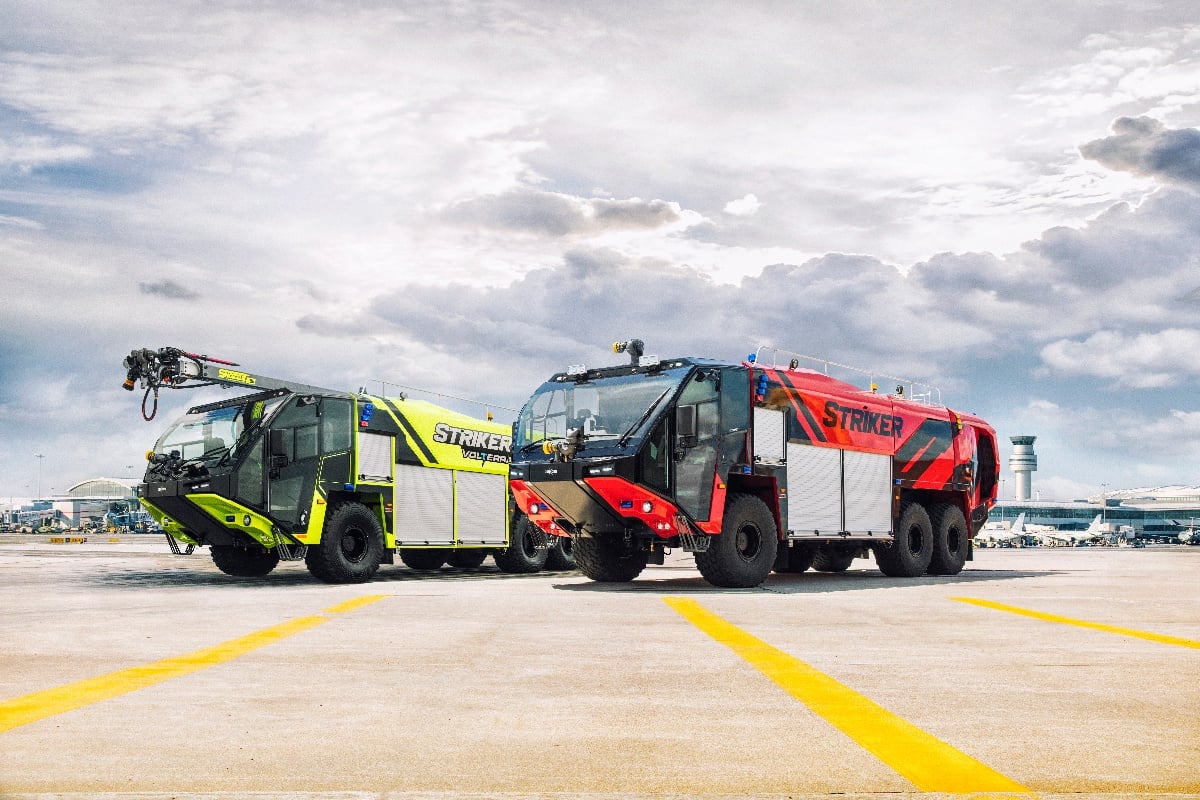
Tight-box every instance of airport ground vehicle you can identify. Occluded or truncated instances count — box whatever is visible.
[122,347,567,582]
[509,340,999,588]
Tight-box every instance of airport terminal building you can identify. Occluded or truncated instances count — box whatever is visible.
[993,485,1200,539]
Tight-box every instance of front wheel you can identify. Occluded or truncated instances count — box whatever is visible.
[694,494,778,588]
[573,533,648,582]
[305,502,384,584]
[211,544,280,577]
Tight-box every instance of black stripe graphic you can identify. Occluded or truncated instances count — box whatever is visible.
[895,418,953,482]
[382,398,438,465]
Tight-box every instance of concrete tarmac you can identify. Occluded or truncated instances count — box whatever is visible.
[1,534,1198,799]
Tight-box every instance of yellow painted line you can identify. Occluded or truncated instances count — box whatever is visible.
[665,597,1030,793]
[0,595,389,734]
[953,597,1200,650]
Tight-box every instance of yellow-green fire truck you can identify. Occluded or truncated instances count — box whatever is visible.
[123,347,567,582]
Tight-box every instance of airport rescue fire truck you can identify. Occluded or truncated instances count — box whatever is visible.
[122,347,567,582]
[508,340,999,588]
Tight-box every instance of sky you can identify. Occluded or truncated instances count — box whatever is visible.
[2,0,1200,504]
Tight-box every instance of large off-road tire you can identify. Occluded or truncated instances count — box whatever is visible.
[874,501,934,577]
[573,533,649,582]
[446,549,488,569]
[812,543,858,573]
[773,544,816,574]
[493,515,549,573]
[544,535,576,571]
[927,503,969,576]
[400,548,449,571]
[694,494,779,588]
[305,502,384,584]
[210,544,280,577]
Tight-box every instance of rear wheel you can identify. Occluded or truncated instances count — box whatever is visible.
[773,544,815,574]
[446,549,488,569]
[694,494,778,588]
[211,544,280,577]
[573,533,648,582]
[305,502,384,583]
[493,515,549,573]
[812,544,857,573]
[400,548,449,571]
[927,503,969,575]
[544,535,576,571]
[874,501,933,577]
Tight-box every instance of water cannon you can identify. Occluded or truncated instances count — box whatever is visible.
[540,426,585,462]
[121,346,239,421]
[613,338,644,366]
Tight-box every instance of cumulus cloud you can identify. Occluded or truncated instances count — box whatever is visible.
[1039,328,1200,388]
[1080,117,1200,191]
[723,193,761,216]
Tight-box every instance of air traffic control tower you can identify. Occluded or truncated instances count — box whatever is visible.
[1009,435,1038,501]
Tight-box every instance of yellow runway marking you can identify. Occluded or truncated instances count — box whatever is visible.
[665,597,1030,793]
[0,595,390,734]
[953,596,1200,649]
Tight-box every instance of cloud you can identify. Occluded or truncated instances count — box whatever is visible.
[723,193,761,216]
[440,189,683,237]
[1080,117,1200,190]
[137,279,200,300]
[1039,328,1200,388]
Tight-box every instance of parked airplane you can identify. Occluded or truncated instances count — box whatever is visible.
[975,513,1041,547]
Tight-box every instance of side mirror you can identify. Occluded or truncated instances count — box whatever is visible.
[269,429,289,466]
[675,405,698,447]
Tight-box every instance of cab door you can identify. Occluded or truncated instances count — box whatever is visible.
[673,370,721,520]
[267,396,322,530]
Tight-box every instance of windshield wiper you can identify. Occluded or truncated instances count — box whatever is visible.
[618,387,672,447]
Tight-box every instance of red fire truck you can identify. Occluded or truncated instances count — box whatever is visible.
[509,341,999,588]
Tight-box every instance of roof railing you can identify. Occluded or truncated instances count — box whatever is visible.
[751,345,943,406]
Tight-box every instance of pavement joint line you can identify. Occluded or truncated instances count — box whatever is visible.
[0,594,391,734]
[951,597,1200,649]
[663,596,1032,794]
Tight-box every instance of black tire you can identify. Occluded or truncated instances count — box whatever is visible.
[694,494,779,588]
[544,535,576,571]
[210,544,280,577]
[400,548,449,571]
[874,501,933,577]
[446,549,488,569]
[927,503,969,575]
[304,502,384,584]
[812,544,857,573]
[773,544,816,574]
[573,533,649,582]
[493,515,549,573]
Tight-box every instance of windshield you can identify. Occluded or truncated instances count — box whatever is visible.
[153,395,287,464]
[514,366,691,453]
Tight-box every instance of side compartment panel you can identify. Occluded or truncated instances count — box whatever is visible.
[842,449,893,533]
[754,407,786,463]
[455,471,508,545]
[394,464,454,544]
[357,431,393,482]
[785,442,842,535]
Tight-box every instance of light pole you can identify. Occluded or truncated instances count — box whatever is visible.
[34,454,44,500]
[1099,482,1109,524]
